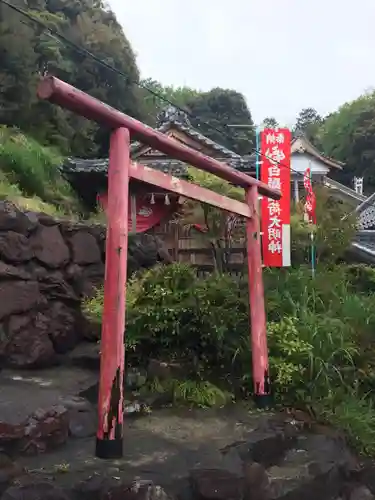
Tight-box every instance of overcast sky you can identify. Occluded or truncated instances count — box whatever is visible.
[109,0,375,126]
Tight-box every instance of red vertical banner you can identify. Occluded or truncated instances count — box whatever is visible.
[260,129,291,267]
[303,168,316,224]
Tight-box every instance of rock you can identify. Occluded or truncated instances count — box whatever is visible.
[46,302,79,354]
[59,395,97,439]
[0,281,43,320]
[147,359,185,381]
[78,317,101,342]
[0,454,24,496]
[230,419,297,468]
[37,213,58,226]
[350,486,375,500]
[126,367,147,389]
[68,408,97,438]
[190,469,243,500]
[75,477,173,500]
[0,232,33,263]
[68,342,100,370]
[58,396,93,412]
[69,231,101,265]
[104,479,173,500]
[5,313,57,368]
[243,461,270,500]
[1,482,71,500]
[0,423,24,454]
[0,202,37,235]
[266,434,357,500]
[30,225,70,269]
[20,405,69,455]
[0,262,31,281]
[39,275,79,303]
[68,263,104,299]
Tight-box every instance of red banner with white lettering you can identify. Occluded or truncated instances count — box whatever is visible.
[260,128,291,267]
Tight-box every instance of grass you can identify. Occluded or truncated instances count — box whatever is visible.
[0,126,105,223]
[144,377,233,408]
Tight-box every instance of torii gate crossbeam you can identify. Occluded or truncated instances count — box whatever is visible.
[37,77,280,460]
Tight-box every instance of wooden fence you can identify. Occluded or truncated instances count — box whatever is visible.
[151,219,247,276]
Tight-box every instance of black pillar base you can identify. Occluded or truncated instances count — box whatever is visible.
[254,393,274,409]
[95,437,123,459]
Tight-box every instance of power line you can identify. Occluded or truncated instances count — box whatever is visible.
[0,0,328,185]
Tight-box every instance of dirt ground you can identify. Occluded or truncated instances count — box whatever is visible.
[0,366,266,494]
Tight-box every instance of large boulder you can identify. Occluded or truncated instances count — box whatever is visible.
[1,482,71,500]
[0,281,44,321]
[30,225,70,269]
[0,232,33,263]
[73,477,172,500]
[0,202,38,235]
[19,405,70,455]
[127,234,172,275]
[46,301,79,354]
[69,231,101,265]
[4,313,57,368]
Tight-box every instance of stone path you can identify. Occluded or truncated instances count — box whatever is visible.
[0,366,97,425]
[20,404,261,490]
[1,365,375,499]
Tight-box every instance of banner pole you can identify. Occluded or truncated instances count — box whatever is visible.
[309,168,316,278]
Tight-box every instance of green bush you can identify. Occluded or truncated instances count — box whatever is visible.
[83,261,375,453]
[84,263,248,377]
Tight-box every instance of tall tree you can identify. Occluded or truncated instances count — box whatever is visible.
[137,79,199,127]
[262,117,279,129]
[0,0,143,156]
[294,107,323,144]
[187,88,255,155]
[319,92,375,192]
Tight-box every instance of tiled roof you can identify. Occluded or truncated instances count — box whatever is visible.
[61,107,254,176]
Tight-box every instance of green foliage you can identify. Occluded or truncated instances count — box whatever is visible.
[262,117,279,129]
[318,91,375,191]
[0,0,142,156]
[293,107,323,145]
[188,88,255,155]
[0,127,81,213]
[146,378,232,408]
[139,82,255,155]
[291,186,356,264]
[319,392,375,456]
[138,79,200,128]
[85,258,375,453]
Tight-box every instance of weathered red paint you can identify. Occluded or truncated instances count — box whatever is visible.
[96,127,129,459]
[130,163,252,218]
[245,185,270,401]
[37,76,280,200]
[37,78,274,456]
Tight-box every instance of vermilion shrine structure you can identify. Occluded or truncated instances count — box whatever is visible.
[37,76,281,459]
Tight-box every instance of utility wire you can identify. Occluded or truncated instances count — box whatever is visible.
[0,0,344,189]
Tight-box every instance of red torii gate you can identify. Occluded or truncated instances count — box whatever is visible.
[37,77,281,459]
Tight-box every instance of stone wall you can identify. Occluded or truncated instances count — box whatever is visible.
[0,201,172,370]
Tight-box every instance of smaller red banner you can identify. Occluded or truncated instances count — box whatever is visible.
[260,129,291,267]
[303,168,316,224]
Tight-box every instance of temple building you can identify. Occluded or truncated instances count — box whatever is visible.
[61,108,375,264]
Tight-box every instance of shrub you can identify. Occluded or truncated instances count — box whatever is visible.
[84,263,249,377]
[84,261,375,454]
[291,186,356,265]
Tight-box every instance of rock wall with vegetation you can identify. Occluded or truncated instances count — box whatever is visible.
[0,201,171,370]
